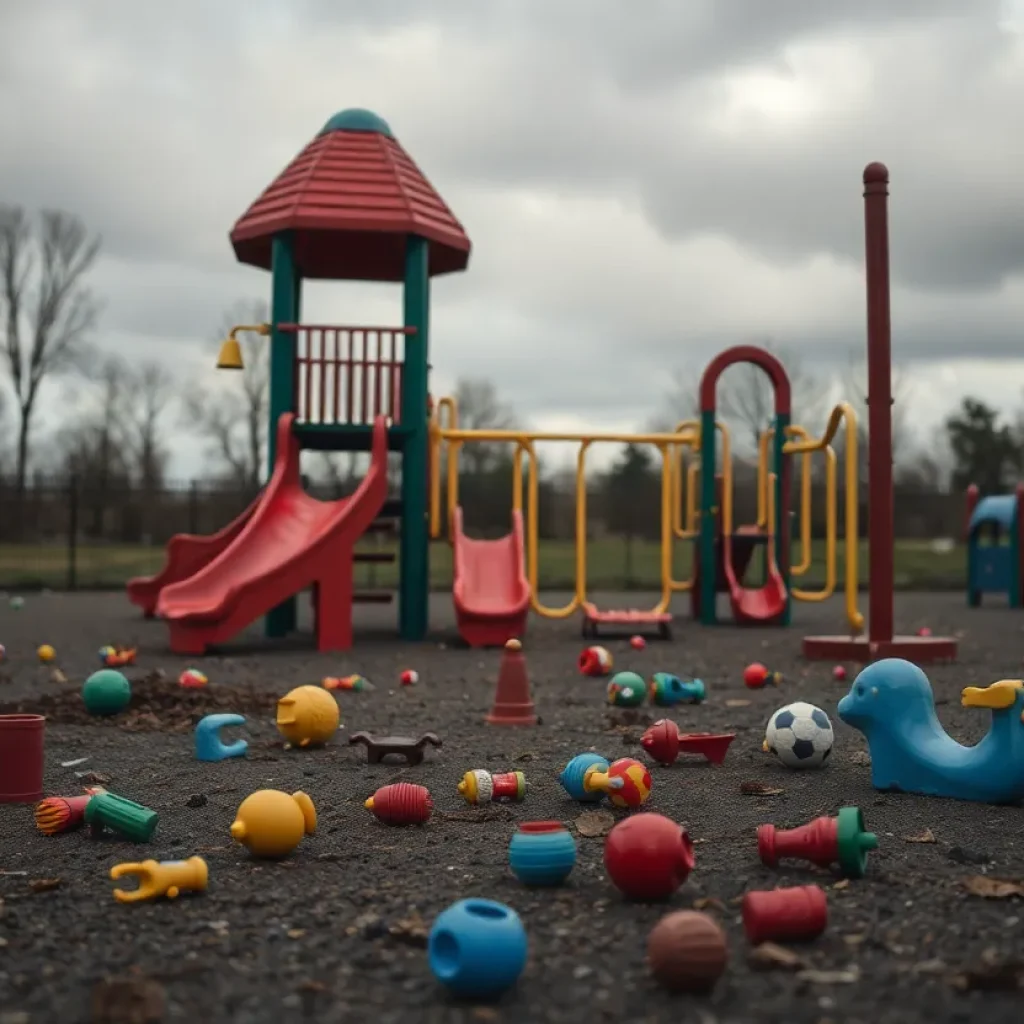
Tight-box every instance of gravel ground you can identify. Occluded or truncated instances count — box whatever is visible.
[1,590,1024,1024]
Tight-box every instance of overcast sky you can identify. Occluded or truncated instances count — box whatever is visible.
[2,0,1024,480]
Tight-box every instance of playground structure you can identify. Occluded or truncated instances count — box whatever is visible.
[123,111,921,658]
[965,483,1024,607]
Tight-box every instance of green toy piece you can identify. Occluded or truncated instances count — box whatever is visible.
[835,805,878,880]
[82,669,132,716]
[85,792,158,843]
[607,671,647,708]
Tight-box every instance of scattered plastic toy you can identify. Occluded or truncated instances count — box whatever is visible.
[110,857,208,903]
[0,712,45,804]
[99,646,137,668]
[458,769,526,804]
[559,753,612,802]
[742,885,828,944]
[578,645,613,677]
[763,702,834,769]
[86,792,159,843]
[195,714,248,762]
[744,662,781,689]
[607,670,647,707]
[647,911,728,993]
[918,626,932,637]
[758,806,877,879]
[365,782,432,825]
[349,731,442,766]
[178,668,208,689]
[230,790,316,858]
[82,670,132,717]
[630,634,646,651]
[583,757,652,809]
[428,898,528,998]
[487,638,537,725]
[641,721,735,766]
[400,669,419,686]
[9,595,24,610]
[276,685,340,748]
[508,821,577,885]
[322,674,373,692]
[648,673,705,707]
[604,813,695,900]
[35,793,95,835]
[37,644,56,664]
[833,665,847,682]
[837,659,1024,803]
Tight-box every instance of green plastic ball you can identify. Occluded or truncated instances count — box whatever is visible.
[82,669,132,716]
[607,671,647,707]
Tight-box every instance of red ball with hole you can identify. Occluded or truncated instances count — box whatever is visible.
[603,812,695,900]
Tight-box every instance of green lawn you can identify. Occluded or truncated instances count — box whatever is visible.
[0,537,968,591]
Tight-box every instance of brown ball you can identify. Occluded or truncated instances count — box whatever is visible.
[647,910,728,993]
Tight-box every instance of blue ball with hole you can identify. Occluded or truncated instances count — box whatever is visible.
[428,898,528,998]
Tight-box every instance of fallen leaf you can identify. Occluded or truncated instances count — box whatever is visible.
[388,913,428,947]
[692,897,726,913]
[949,948,1024,991]
[725,698,751,708]
[748,942,806,971]
[286,929,305,939]
[575,809,616,837]
[904,828,937,844]
[962,876,1024,899]
[843,933,868,946]
[50,669,68,685]
[797,966,861,984]
[76,771,111,785]
[28,878,61,893]
[740,781,784,796]
[832,879,850,890]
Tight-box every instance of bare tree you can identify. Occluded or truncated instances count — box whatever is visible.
[0,206,100,494]
[451,377,517,475]
[124,360,175,492]
[186,299,269,490]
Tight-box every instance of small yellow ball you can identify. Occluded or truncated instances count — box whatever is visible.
[37,644,56,663]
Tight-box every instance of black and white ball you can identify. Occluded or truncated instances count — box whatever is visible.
[764,701,834,769]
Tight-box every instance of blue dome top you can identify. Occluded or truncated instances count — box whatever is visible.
[318,108,393,138]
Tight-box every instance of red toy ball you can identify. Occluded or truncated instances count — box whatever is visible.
[399,669,418,687]
[604,813,695,900]
[832,665,847,682]
[629,635,646,651]
[917,627,932,638]
[743,662,780,689]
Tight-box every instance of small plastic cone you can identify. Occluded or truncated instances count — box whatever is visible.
[486,638,537,726]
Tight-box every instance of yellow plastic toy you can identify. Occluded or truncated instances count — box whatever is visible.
[230,789,317,858]
[37,644,56,663]
[276,685,340,748]
[110,857,208,903]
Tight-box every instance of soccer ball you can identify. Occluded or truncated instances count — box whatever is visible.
[764,702,834,769]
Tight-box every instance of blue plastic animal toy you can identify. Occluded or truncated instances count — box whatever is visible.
[837,659,1024,804]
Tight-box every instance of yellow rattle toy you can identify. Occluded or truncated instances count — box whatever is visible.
[110,857,208,903]
[230,789,317,858]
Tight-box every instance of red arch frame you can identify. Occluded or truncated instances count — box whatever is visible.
[698,345,792,415]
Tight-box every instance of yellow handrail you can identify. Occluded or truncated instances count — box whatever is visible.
[782,402,863,635]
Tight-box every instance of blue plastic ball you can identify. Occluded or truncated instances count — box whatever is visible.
[428,898,528,998]
[558,753,610,802]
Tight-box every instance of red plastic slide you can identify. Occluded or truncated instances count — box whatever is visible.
[451,506,531,647]
[126,496,260,617]
[722,534,788,625]
[155,412,388,654]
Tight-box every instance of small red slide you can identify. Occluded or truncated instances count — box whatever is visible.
[722,534,788,625]
[451,506,531,647]
[155,412,388,654]
[127,496,260,617]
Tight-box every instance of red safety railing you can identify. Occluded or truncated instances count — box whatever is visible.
[280,324,414,427]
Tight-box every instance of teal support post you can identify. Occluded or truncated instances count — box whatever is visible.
[698,409,718,625]
[771,412,792,625]
[399,235,431,641]
[265,232,300,638]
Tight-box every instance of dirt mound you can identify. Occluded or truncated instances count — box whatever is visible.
[0,672,282,731]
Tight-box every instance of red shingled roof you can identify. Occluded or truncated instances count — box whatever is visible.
[230,116,471,282]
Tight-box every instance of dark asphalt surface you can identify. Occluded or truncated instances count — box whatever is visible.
[1,590,1024,1024]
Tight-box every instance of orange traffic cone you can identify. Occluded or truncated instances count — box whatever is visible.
[486,638,537,726]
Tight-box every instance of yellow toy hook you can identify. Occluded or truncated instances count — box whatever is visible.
[110,856,208,903]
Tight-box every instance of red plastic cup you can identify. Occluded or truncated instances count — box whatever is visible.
[742,885,828,944]
[0,714,46,803]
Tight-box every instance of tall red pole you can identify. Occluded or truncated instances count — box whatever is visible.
[863,162,894,645]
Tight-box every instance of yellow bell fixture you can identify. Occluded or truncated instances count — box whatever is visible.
[215,322,270,371]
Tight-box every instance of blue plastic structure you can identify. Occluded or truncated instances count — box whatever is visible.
[428,898,528,998]
[837,659,1024,804]
[966,488,1023,608]
[195,713,248,762]
[558,753,610,802]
